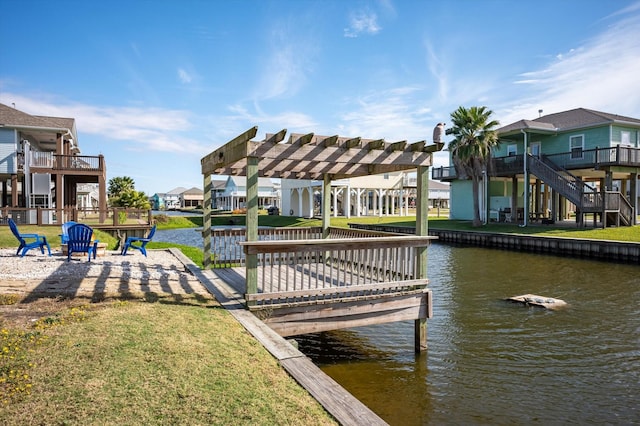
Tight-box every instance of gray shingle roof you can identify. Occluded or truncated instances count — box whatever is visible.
[536,108,640,129]
[166,186,188,195]
[497,119,556,135]
[429,180,450,190]
[0,102,73,131]
[183,187,203,195]
[498,108,640,135]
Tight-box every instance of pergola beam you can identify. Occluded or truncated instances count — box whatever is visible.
[388,140,407,152]
[344,137,362,149]
[367,139,385,150]
[423,142,445,153]
[207,139,437,179]
[293,132,314,146]
[410,141,426,151]
[323,135,339,147]
[201,126,258,175]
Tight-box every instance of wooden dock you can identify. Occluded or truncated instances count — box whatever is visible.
[215,263,432,337]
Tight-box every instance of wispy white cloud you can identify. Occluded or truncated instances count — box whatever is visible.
[378,0,396,17]
[225,103,317,133]
[257,46,306,99]
[0,92,209,154]
[605,0,640,19]
[337,86,432,140]
[332,84,453,168]
[424,40,448,102]
[253,20,318,101]
[344,9,381,38]
[178,68,192,84]
[499,4,640,124]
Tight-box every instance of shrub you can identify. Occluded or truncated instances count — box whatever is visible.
[117,211,127,225]
[153,214,170,224]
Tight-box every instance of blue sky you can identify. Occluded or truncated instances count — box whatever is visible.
[2,0,640,195]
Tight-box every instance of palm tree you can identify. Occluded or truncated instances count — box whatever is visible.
[108,176,150,209]
[446,106,500,227]
[108,176,135,198]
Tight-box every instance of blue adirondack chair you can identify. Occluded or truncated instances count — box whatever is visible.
[59,221,77,244]
[66,223,98,262]
[8,218,52,257]
[121,224,156,257]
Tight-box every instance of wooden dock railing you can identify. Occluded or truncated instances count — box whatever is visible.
[211,226,411,268]
[212,226,435,306]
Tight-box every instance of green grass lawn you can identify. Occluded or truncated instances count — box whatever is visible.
[0,297,335,425]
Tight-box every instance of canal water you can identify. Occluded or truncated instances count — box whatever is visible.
[156,229,640,425]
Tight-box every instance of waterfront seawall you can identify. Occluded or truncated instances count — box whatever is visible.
[348,223,640,263]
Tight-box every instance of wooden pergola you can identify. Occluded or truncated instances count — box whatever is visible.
[201,126,442,351]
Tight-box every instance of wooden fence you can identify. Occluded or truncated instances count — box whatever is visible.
[0,207,152,227]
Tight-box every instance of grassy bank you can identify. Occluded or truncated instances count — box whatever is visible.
[2,214,640,260]
[0,295,335,425]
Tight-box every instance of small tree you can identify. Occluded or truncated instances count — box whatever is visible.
[108,176,135,198]
[446,106,500,227]
[108,176,151,209]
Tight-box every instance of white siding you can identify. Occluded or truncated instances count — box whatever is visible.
[0,128,17,174]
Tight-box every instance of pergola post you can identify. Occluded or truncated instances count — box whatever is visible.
[631,172,638,225]
[246,156,259,301]
[322,174,331,238]
[203,174,212,269]
[415,165,429,352]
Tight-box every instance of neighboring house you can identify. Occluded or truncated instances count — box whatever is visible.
[214,176,280,211]
[210,179,226,209]
[149,193,163,210]
[331,172,407,217]
[164,187,186,209]
[403,175,450,209]
[151,187,186,210]
[180,187,204,209]
[433,108,640,226]
[76,183,99,209]
[151,186,205,210]
[281,171,449,218]
[280,178,319,217]
[0,103,107,223]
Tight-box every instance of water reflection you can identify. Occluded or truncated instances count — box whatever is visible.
[155,228,204,248]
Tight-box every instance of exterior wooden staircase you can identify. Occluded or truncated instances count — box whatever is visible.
[528,154,634,226]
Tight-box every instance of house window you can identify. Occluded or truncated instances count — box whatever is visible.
[530,141,541,157]
[621,131,631,147]
[29,194,50,208]
[507,144,517,156]
[570,135,584,159]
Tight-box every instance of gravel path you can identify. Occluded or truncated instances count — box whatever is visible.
[0,248,210,297]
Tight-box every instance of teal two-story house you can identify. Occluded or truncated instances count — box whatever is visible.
[433,108,640,227]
